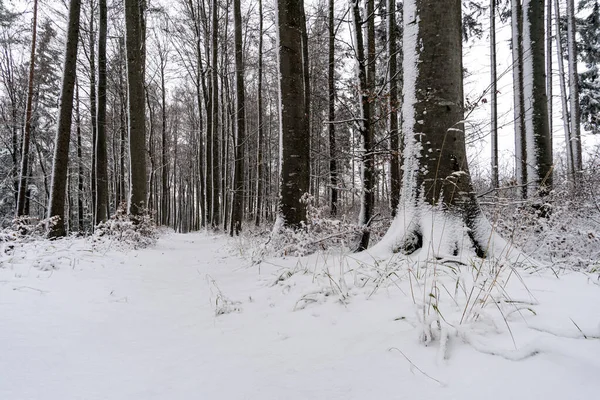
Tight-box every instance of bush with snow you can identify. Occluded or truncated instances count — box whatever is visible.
[93,206,159,249]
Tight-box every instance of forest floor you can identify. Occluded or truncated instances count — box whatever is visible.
[1,231,600,399]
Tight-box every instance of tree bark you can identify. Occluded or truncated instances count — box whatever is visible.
[511,0,527,197]
[276,0,310,228]
[125,0,147,216]
[355,0,375,251]
[566,0,582,174]
[255,0,264,226]
[16,0,38,217]
[231,0,245,236]
[96,0,109,223]
[522,0,552,194]
[388,0,401,214]
[328,0,338,217]
[47,0,81,237]
[491,0,499,189]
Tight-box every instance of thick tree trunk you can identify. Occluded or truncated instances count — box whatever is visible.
[522,0,552,194]
[231,0,245,236]
[546,0,552,142]
[16,0,38,217]
[89,1,98,224]
[96,0,109,223]
[125,0,147,216]
[276,0,310,228]
[47,0,81,238]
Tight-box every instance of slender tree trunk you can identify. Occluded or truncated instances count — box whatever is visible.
[355,0,375,251]
[554,0,573,177]
[491,0,499,189]
[125,0,147,216]
[16,0,38,217]
[388,0,401,214]
[231,0,245,235]
[511,0,527,197]
[76,83,84,230]
[255,0,264,226]
[89,1,98,224]
[276,0,310,228]
[47,0,81,238]
[161,53,168,225]
[329,0,338,217]
[566,0,582,174]
[96,0,109,223]
[546,0,553,143]
[211,0,220,227]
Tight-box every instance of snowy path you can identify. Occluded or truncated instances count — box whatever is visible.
[1,232,600,399]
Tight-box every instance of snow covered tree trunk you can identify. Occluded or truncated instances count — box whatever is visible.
[96,0,109,223]
[491,0,499,190]
[230,0,245,236]
[47,0,81,238]
[125,0,147,216]
[511,0,528,197]
[16,0,38,217]
[522,0,552,195]
[566,0,583,175]
[371,0,507,258]
[276,0,310,228]
[328,0,338,217]
[388,0,401,214]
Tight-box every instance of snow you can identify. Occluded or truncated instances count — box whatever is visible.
[1,232,600,399]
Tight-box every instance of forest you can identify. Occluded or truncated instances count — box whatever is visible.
[1,0,600,398]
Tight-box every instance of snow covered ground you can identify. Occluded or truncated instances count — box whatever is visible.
[1,232,599,399]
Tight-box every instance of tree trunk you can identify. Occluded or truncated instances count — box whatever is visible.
[554,0,573,177]
[255,0,265,226]
[76,82,84,231]
[522,0,552,194]
[490,0,499,189]
[231,0,245,236]
[276,0,310,228]
[329,0,338,217]
[354,0,375,251]
[511,0,527,197]
[125,0,147,216]
[16,0,38,217]
[373,0,495,257]
[47,0,81,238]
[388,0,401,214]
[566,0,582,174]
[96,0,109,223]
[211,0,220,227]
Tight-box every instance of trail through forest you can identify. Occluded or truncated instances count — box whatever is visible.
[1,232,599,399]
